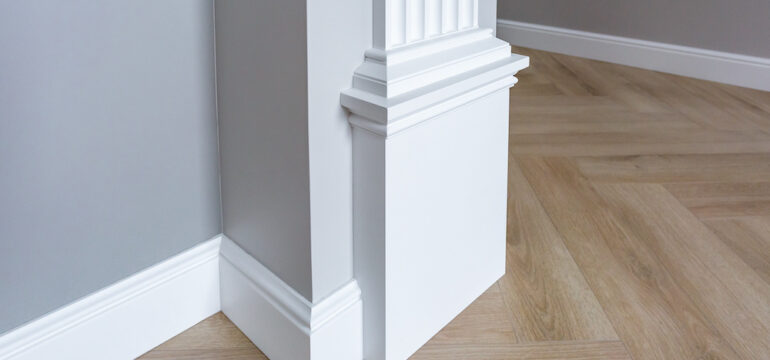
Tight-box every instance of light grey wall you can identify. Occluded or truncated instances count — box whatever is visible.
[215,0,313,300]
[498,0,770,58]
[0,0,221,334]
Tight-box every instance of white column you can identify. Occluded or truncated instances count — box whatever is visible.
[216,1,369,359]
[374,0,480,49]
[342,1,528,359]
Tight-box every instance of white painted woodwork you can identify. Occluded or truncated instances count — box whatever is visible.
[375,0,480,49]
[219,236,363,360]
[0,234,366,360]
[342,2,528,358]
[0,237,221,360]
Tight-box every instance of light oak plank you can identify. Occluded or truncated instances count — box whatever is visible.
[139,313,267,360]
[706,217,770,284]
[665,182,770,199]
[412,341,631,360]
[593,183,770,359]
[509,112,698,135]
[422,283,518,346]
[577,154,770,183]
[676,197,770,218]
[517,156,741,359]
[499,160,618,342]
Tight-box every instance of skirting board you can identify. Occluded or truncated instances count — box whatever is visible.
[497,19,770,92]
[0,235,363,360]
[0,236,222,360]
[219,236,363,360]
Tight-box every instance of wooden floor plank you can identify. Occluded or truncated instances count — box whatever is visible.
[553,55,674,114]
[511,130,770,157]
[138,313,268,360]
[516,156,741,360]
[498,160,618,342]
[666,182,770,219]
[418,283,518,346]
[509,95,628,116]
[592,183,770,359]
[665,182,770,199]
[509,112,698,135]
[411,341,631,360]
[676,197,770,218]
[608,64,765,131]
[577,154,770,183]
[706,217,770,284]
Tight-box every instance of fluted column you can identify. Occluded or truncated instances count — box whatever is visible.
[374,0,479,49]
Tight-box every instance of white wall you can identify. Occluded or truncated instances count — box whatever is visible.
[0,0,220,335]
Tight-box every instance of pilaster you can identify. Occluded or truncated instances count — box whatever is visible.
[342,1,528,359]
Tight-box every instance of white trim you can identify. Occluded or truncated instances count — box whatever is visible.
[497,19,770,92]
[0,236,222,360]
[219,235,362,360]
[341,28,528,138]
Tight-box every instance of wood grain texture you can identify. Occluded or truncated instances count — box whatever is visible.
[142,46,770,359]
[592,183,770,359]
[419,283,517,346]
[499,160,617,342]
[577,154,770,183]
[516,156,741,360]
[706,217,770,284]
[412,341,632,360]
[138,313,268,360]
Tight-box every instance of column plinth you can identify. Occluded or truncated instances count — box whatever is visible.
[342,1,528,358]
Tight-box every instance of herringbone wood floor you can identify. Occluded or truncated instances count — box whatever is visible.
[140,47,770,360]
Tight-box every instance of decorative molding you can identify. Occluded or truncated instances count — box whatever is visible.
[342,6,527,358]
[341,28,528,137]
[386,0,479,48]
[497,19,770,92]
[0,236,222,360]
[219,236,362,360]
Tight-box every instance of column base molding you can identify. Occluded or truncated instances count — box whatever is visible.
[219,236,363,360]
[341,28,528,137]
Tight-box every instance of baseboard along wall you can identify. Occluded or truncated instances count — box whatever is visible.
[497,19,770,92]
[0,235,363,360]
[0,236,222,360]
[219,236,362,360]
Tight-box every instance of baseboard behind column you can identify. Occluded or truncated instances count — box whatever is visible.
[0,236,222,360]
[219,236,362,360]
[497,19,770,92]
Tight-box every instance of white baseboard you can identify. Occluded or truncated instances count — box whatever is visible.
[0,236,222,360]
[219,236,362,360]
[497,19,770,92]
[0,235,364,360]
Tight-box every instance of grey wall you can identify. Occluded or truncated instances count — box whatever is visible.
[215,0,313,300]
[498,0,770,58]
[0,0,221,334]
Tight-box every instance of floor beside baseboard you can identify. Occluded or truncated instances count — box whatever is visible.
[142,47,770,360]
[138,312,267,360]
